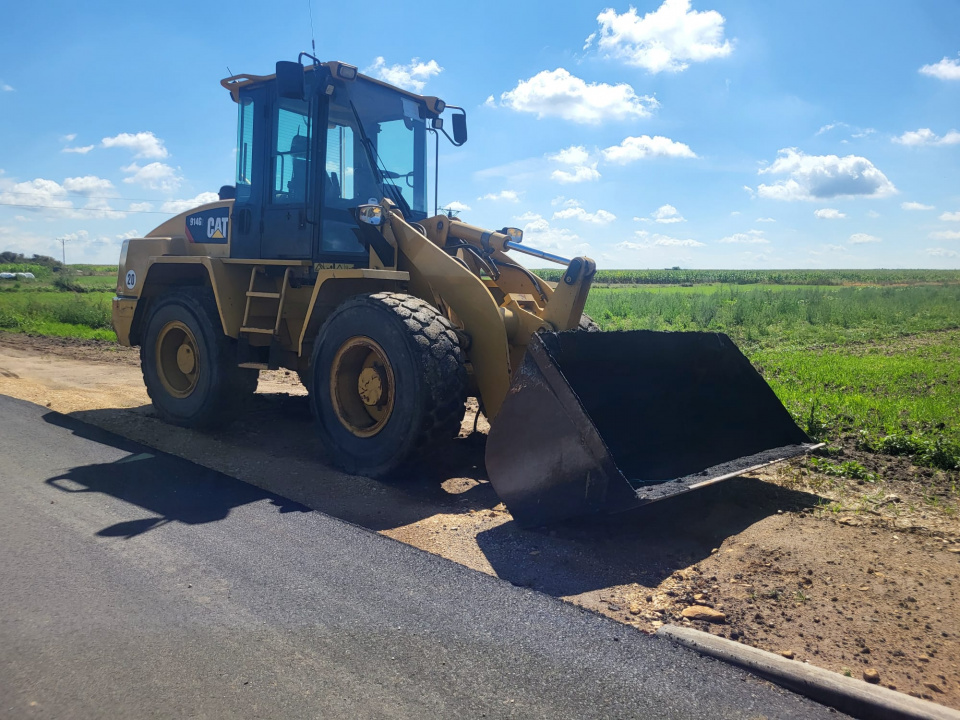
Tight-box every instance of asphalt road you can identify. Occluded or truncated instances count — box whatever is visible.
[0,394,843,719]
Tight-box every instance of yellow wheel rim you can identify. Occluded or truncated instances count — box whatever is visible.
[330,336,395,438]
[155,320,200,399]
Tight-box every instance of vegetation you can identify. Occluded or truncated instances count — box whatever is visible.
[536,267,960,287]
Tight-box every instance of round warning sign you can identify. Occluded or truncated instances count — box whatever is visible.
[125,270,137,290]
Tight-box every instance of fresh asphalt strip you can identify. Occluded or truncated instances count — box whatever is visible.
[1,393,843,719]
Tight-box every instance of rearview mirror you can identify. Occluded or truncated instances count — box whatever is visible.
[452,113,467,145]
[276,61,304,100]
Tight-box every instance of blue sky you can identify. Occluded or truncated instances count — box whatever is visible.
[1,0,958,268]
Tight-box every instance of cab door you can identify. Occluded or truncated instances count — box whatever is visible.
[260,95,317,259]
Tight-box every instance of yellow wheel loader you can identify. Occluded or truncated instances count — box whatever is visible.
[112,57,818,525]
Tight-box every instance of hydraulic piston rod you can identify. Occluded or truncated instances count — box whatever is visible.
[503,240,570,266]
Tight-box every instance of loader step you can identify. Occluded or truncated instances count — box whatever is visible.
[240,326,276,335]
[246,291,282,299]
[237,362,269,370]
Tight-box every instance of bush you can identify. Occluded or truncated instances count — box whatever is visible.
[857,432,960,471]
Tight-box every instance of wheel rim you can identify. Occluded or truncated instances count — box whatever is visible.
[330,336,395,438]
[155,320,200,399]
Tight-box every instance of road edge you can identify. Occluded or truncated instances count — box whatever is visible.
[657,624,960,720]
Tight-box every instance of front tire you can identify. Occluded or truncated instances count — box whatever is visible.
[141,288,257,429]
[311,292,467,477]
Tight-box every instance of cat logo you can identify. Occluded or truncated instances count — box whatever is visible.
[207,216,228,239]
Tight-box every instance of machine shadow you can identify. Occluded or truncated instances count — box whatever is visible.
[57,396,501,532]
[42,410,311,538]
[474,477,826,598]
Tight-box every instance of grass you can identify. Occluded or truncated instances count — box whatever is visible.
[0,290,116,341]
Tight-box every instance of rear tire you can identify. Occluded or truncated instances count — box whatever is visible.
[311,292,467,477]
[140,288,257,429]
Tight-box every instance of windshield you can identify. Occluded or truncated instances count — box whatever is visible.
[333,78,428,219]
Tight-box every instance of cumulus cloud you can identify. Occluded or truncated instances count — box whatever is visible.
[478,190,520,202]
[755,217,775,223]
[620,231,705,249]
[443,200,471,213]
[0,177,124,219]
[102,131,169,159]
[1,81,14,92]
[927,248,959,258]
[930,230,960,241]
[128,202,153,212]
[62,145,94,154]
[849,233,881,244]
[365,57,442,93]
[601,135,696,163]
[551,164,601,184]
[814,208,846,219]
[719,230,768,244]
[919,54,960,81]
[756,148,896,201]
[63,176,116,196]
[652,204,685,223]
[552,205,616,224]
[159,192,220,214]
[518,213,586,256]
[939,211,960,222]
[122,162,182,192]
[549,146,591,165]
[593,0,733,73]
[901,201,934,211]
[500,68,657,124]
[893,128,960,146]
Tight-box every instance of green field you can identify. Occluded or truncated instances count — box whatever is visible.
[1,262,957,469]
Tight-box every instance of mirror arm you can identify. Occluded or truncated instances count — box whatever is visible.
[439,105,467,147]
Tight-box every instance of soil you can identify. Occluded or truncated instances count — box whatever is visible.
[2,330,959,709]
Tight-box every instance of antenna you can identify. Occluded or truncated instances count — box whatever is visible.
[307,0,317,56]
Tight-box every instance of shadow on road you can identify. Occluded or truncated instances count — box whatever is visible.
[43,410,309,538]
[475,477,825,597]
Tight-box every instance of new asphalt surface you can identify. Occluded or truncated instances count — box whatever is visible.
[0,394,844,719]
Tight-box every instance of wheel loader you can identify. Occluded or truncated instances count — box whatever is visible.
[112,56,818,526]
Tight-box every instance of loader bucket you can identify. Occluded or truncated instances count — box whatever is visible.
[485,330,817,526]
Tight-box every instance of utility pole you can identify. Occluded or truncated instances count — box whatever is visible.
[57,236,69,266]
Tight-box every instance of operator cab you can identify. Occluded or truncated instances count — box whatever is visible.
[225,59,453,264]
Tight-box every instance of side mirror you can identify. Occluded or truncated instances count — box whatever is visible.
[276,61,304,100]
[452,113,467,145]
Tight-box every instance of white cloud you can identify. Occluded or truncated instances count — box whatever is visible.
[901,201,934,211]
[719,230,769,244]
[755,217,776,223]
[517,214,586,255]
[594,0,733,73]
[160,192,219,214]
[849,233,881,244]
[601,135,696,163]
[919,54,960,81]
[551,196,579,207]
[122,162,182,192]
[365,57,442,93]
[483,95,495,108]
[927,248,959,258]
[893,128,960,146]
[1,82,13,92]
[117,230,141,240]
[939,211,960,221]
[549,145,592,165]
[478,190,519,202]
[62,145,94,155]
[930,230,960,241]
[443,200,471,213]
[756,148,896,201]
[551,163,601,184]
[128,202,153,212]
[500,68,657,124]
[622,231,705,248]
[652,204,685,223]
[814,208,846,219]
[552,206,616,224]
[866,210,881,219]
[60,133,77,142]
[513,211,542,223]
[583,32,596,51]
[63,176,116,196]
[0,178,73,212]
[102,131,169,159]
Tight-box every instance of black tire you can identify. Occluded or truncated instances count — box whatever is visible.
[578,313,601,332]
[311,292,467,477]
[141,288,257,429]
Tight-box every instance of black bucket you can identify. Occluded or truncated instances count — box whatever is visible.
[486,330,816,526]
